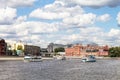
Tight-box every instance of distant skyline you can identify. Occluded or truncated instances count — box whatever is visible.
[0,0,120,47]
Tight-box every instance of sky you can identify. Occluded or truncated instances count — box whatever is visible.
[0,0,120,48]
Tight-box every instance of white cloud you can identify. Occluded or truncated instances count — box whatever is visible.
[56,27,103,44]
[37,40,50,48]
[60,0,120,8]
[29,1,84,20]
[106,29,120,46]
[0,20,119,47]
[0,25,18,43]
[29,8,70,20]
[80,27,102,34]
[117,12,120,26]
[56,26,120,46]
[108,29,120,37]
[0,21,60,47]
[44,0,66,10]
[0,7,17,24]
[15,16,27,24]
[14,21,59,36]
[97,14,111,22]
[0,25,15,34]
[44,1,84,14]
[0,0,36,8]
[63,13,96,26]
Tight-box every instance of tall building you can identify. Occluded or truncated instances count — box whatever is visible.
[0,39,7,55]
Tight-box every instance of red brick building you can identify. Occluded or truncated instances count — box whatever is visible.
[98,45,109,56]
[65,44,109,57]
[0,39,7,55]
[65,45,82,56]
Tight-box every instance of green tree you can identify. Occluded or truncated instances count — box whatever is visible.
[54,47,65,53]
[108,47,120,57]
[17,45,23,50]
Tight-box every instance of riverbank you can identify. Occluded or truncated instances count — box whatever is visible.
[0,56,120,61]
[0,56,53,61]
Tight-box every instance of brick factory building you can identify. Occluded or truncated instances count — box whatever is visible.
[65,45,82,56]
[65,44,109,57]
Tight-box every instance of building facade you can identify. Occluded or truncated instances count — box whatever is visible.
[0,39,7,55]
[65,45,82,56]
[40,48,49,57]
[65,44,109,57]
[6,41,41,56]
[24,45,41,56]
